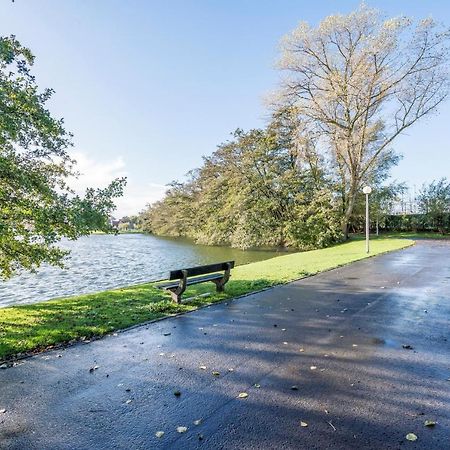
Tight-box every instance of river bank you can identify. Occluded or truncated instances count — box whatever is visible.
[0,234,279,307]
[0,237,413,362]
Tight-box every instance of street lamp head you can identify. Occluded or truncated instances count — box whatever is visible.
[363,186,372,195]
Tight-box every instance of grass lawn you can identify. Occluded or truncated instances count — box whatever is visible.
[0,237,413,361]
[382,231,450,240]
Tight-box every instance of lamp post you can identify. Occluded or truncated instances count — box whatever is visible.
[363,186,372,253]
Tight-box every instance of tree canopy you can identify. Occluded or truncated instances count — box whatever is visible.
[276,4,450,236]
[0,35,125,278]
[140,126,342,250]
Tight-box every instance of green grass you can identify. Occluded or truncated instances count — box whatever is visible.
[381,231,450,240]
[0,237,413,361]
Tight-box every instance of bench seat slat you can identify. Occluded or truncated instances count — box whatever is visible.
[158,273,223,290]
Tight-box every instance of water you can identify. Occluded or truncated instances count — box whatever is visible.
[0,234,279,307]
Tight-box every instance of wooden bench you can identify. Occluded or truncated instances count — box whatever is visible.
[157,261,235,303]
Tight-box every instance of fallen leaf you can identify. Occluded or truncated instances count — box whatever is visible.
[254,384,261,388]
[193,419,202,425]
[406,433,418,441]
[0,408,6,414]
[163,332,171,336]
[89,365,99,373]
[228,368,234,372]
[155,431,165,438]
[299,348,305,352]
[283,342,288,345]
[212,371,220,377]
[199,365,207,370]
[300,421,308,427]
[238,392,248,399]
[177,426,188,433]
[291,385,299,391]
[125,399,132,404]
[310,366,317,370]
[424,420,436,427]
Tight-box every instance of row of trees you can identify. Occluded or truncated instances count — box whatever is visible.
[140,5,450,249]
[387,178,450,234]
[141,125,342,250]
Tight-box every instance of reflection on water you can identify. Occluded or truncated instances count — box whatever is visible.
[0,234,279,307]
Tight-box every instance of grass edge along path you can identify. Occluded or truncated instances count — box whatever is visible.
[0,238,413,362]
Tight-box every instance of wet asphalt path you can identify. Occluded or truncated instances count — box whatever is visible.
[0,240,449,450]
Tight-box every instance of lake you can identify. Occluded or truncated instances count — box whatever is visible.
[0,234,280,307]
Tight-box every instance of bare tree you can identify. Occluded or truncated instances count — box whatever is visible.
[276,4,450,237]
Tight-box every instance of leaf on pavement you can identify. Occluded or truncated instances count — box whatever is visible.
[406,433,418,441]
[300,421,308,427]
[177,426,188,433]
[193,419,202,425]
[199,365,207,370]
[424,420,436,427]
[212,371,220,377]
[155,431,165,438]
[238,392,248,399]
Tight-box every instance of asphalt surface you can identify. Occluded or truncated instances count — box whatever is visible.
[0,240,449,450]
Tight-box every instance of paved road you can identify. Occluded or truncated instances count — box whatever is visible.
[0,240,449,450]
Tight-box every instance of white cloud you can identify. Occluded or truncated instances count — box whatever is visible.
[69,151,127,191]
[68,151,167,217]
[114,181,167,217]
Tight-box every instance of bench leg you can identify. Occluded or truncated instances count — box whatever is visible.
[167,270,187,304]
[212,263,232,293]
[168,289,182,303]
[212,279,225,292]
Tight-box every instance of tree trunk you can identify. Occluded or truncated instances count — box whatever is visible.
[341,183,358,240]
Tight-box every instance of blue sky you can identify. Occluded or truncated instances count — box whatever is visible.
[1,0,449,215]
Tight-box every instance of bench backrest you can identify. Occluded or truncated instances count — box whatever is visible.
[169,261,235,280]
